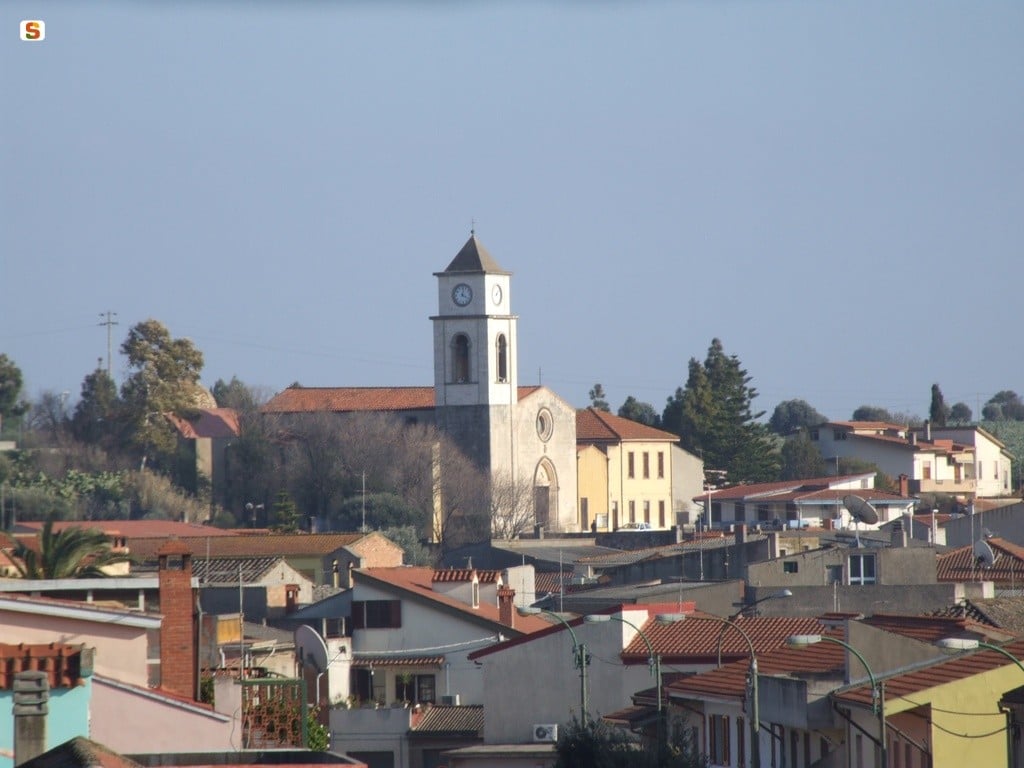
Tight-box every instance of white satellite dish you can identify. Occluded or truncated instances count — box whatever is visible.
[973,538,997,569]
[842,495,879,548]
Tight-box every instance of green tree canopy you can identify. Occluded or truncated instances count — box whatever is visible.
[0,354,26,426]
[780,429,826,480]
[768,399,826,435]
[983,391,1024,421]
[119,319,206,471]
[929,383,950,427]
[949,402,973,424]
[666,338,778,483]
[851,405,894,422]
[212,376,262,411]
[14,518,131,579]
[589,383,610,412]
[618,396,660,427]
[71,363,122,449]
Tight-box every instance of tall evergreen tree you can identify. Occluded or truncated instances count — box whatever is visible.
[588,383,610,412]
[929,383,950,427]
[71,362,121,448]
[669,338,778,483]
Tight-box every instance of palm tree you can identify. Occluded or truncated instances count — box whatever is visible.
[12,518,131,579]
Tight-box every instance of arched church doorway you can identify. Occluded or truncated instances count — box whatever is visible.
[533,459,558,531]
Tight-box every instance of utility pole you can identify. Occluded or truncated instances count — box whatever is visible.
[98,311,118,376]
[361,471,367,532]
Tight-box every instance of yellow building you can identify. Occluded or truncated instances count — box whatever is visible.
[575,408,680,531]
[835,638,1024,768]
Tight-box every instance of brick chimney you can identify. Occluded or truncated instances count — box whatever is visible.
[157,540,197,700]
[497,586,516,629]
[898,474,909,497]
[13,671,48,767]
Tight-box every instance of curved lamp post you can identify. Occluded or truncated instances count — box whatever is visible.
[519,607,590,718]
[584,613,682,757]
[936,637,1024,673]
[787,634,886,768]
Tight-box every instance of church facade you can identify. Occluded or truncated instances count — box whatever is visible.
[263,235,579,534]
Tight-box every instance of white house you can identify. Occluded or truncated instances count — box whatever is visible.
[699,473,915,532]
[329,566,550,766]
[808,421,978,497]
[917,425,1014,498]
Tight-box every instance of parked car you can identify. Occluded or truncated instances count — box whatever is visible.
[616,521,653,531]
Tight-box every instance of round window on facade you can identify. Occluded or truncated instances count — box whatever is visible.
[536,408,554,442]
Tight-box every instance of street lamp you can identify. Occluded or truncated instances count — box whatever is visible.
[519,607,590,718]
[936,637,1024,672]
[787,634,886,768]
[584,613,681,757]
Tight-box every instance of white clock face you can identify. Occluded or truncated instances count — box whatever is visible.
[452,283,473,306]
[491,284,503,305]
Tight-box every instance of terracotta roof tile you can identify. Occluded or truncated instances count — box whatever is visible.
[128,532,369,562]
[0,642,88,690]
[937,537,1024,584]
[576,408,679,442]
[352,656,444,668]
[834,638,1024,707]
[262,385,544,414]
[354,567,551,636]
[862,613,1013,644]
[164,408,240,439]
[667,639,847,700]
[432,569,501,584]
[622,613,827,663]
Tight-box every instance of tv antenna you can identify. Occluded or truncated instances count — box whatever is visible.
[842,494,879,548]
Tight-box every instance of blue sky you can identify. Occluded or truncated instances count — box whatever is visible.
[3,1,1022,422]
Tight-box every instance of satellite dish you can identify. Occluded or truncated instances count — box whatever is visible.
[974,539,997,569]
[842,495,879,525]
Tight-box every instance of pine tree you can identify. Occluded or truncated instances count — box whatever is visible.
[588,383,610,412]
[671,338,778,483]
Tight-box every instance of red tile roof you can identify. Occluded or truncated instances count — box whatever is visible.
[262,385,544,414]
[164,408,240,439]
[354,567,551,636]
[936,537,1024,584]
[262,386,437,413]
[861,613,1014,644]
[127,532,369,562]
[432,569,501,584]
[352,656,444,668]
[834,638,1024,708]
[622,613,827,664]
[667,638,848,700]
[20,737,143,768]
[411,704,484,734]
[0,642,88,690]
[576,408,679,442]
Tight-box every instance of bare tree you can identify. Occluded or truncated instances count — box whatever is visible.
[489,470,536,540]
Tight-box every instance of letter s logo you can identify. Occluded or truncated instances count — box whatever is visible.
[20,20,45,41]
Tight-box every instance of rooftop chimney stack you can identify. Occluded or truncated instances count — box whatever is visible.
[497,586,516,629]
[13,671,48,767]
[157,540,197,700]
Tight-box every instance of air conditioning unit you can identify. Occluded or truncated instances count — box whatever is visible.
[440,694,460,706]
[533,724,558,742]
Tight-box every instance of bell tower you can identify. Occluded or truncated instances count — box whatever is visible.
[431,234,518,475]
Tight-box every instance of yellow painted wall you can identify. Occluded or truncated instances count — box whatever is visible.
[852,662,1024,768]
[577,445,609,529]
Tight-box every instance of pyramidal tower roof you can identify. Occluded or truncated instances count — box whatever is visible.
[440,234,509,274]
